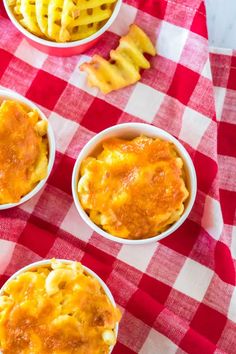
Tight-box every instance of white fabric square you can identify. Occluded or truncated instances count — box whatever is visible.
[213,86,227,121]
[201,196,223,241]
[15,39,47,69]
[231,226,236,260]
[109,3,137,36]
[125,83,165,122]
[139,329,178,354]
[0,240,15,274]
[61,204,93,242]
[69,56,98,96]
[228,287,236,322]
[179,107,211,148]
[201,59,212,80]
[157,21,188,62]
[117,243,157,272]
[174,258,213,301]
[49,112,79,153]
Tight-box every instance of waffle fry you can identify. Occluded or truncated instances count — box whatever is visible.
[8,0,117,42]
[80,24,156,94]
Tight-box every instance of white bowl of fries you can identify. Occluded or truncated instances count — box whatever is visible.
[0,259,120,353]
[3,0,122,56]
[72,123,197,245]
[0,89,55,210]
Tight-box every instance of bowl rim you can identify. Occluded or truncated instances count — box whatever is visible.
[3,0,122,48]
[0,88,56,210]
[72,122,197,245]
[0,258,119,353]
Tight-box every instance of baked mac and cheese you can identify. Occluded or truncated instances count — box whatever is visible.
[0,260,120,354]
[78,136,189,239]
[0,100,48,204]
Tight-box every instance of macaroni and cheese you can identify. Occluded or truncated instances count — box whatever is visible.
[0,100,48,204]
[0,260,120,354]
[78,136,189,239]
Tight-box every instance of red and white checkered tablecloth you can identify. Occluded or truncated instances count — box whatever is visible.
[0,0,236,353]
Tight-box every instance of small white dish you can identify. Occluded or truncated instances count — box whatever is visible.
[0,259,119,353]
[72,122,197,245]
[0,89,56,210]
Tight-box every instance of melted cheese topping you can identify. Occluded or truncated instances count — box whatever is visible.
[0,100,48,204]
[0,260,120,354]
[78,136,189,239]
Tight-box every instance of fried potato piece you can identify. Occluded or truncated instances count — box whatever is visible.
[8,0,117,42]
[80,24,156,94]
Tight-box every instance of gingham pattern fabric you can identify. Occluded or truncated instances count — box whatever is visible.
[0,0,235,353]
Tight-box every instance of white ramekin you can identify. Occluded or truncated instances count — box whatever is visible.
[0,89,56,210]
[3,0,122,56]
[72,123,197,245]
[0,259,119,353]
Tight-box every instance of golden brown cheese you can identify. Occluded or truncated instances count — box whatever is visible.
[0,100,48,204]
[78,136,189,239]
[0,260,120,354]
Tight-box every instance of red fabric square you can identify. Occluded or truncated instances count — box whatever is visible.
[203,273,234,315]
[48,152,75,195]
[160,219,200,257]
[193,151,218,194]
[126,289,164,326]
[217,320,236,354]
[168,64,200,105]
[107,263,142,307]
[18,222,56,257]
[112,342,136,354]
[210,53,231,88]
[180,327,216,354]
[118,312,150,352]
[190,2,208,38]
[1,57,38,95]
[47,230,85,261]
[54,84,94,123]
[147,245,186,286]
[0,49,12,79]
[228,56,236,90]
[166,289,199,322]
[190,228,216,269]
[215,241,235,286]
[220,189,236,225]
[191,303,227,344]
[81,98,122,133]
[165,1,196,29]
[28,214,58,234]
[82,244,116,281]
[138,0,167,20]
[188,76,216,118]
[0,275,9,288]
[26,70,67,110]
[0,1,7,17]
[153,95,184,137]
[139,274,172,304]
[218,122,236,158]
[142,56,177,95]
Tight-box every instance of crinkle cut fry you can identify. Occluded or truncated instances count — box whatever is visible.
[80,24,156,94]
